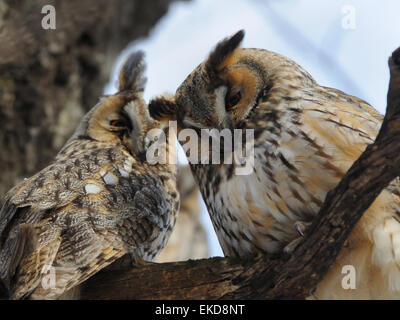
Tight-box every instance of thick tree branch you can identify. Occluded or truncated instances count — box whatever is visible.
[80,48,400,300]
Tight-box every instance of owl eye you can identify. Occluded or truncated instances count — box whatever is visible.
[109,119,126,127]
[226,91,241,110]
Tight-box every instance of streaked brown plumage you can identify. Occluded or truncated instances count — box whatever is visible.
[0,51,179,299]
[150,30,400,299]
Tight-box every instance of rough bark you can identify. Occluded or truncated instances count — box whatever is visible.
[79,47,400,300]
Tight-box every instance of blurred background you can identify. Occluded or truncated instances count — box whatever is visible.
[0,0,399,261]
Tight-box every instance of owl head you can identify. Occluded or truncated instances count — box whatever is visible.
[66,51,158,160]
[150,30,316,130]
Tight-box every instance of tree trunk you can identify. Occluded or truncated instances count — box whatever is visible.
[0,0,182,197]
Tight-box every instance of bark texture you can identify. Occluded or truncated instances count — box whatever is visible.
[0,0,181,197]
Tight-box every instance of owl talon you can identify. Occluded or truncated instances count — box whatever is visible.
[283,221,312,255]
[294,221,312,237]
[283,237,303,255]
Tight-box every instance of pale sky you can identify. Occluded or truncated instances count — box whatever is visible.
[105,0,400,257]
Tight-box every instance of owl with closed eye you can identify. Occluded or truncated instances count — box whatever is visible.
[149,30,400,299]
[0,51,179,300]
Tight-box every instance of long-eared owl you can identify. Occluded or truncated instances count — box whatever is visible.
[149,30,400,299]
[0,51,179,299]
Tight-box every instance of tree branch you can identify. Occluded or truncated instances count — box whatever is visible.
[80,47,400,300]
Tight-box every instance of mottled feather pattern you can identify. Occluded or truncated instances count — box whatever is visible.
[171,31,400,299]
[0,139,178,299]
[149,94,179,122]
[0,52,179,299]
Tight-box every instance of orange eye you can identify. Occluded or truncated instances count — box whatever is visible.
[226,91,241,110]
[109,119,125,127]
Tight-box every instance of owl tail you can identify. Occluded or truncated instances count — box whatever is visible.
[11,234,61,300]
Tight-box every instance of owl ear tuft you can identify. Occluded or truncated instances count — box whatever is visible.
[149,95,179,121]
[206,30,245,74]
[118,51,147,92]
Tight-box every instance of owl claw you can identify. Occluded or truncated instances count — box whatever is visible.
[294,221,312,237]
[283,237,303,255]
[283,221,312,255]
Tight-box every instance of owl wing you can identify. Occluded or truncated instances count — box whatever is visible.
[0,151,92,298]
[260,86,384,223]
[300,86,383,169]
[34,171,176,299]
[294,88,400,297]
[1,145,176,299]
[302,86,400,207]
[258,84,392,224]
